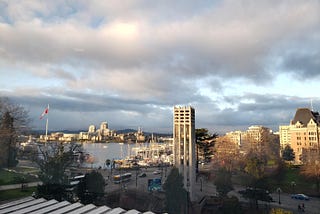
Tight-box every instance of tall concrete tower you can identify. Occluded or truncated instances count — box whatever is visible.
[173,106,196,201]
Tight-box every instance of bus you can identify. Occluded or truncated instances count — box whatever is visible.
[69,174,85,186]
[113,173,132,184]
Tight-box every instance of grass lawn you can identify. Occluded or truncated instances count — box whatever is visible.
[0,187,36,202]
[232,165,318,196]
[0,169,39,185]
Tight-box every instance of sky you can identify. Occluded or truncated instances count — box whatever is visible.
[0,0,319,134]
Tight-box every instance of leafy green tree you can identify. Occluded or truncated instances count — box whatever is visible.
[77,170,105,204]
[214,168,233,198]
[281,145,295,162]
[0,97,30,168]
[163,167,188,214]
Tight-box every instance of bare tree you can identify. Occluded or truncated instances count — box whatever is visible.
[35,142,82,185]
[214,136,241,171]
[35,142,83,200]
[0,97,30,168]
[300,149,320,193]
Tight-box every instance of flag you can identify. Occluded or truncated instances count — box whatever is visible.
[40,105,49,119]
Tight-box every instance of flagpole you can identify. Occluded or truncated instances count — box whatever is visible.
[45,104,49,145]
[45,117,48,144]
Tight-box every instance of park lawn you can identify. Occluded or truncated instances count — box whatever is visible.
[0,187,36,201]
[280,166,316,194]
[0,169,39,185]
[261,165,316,195]
[232,165,316,195]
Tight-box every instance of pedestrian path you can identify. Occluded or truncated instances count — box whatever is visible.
[0,182,42,191]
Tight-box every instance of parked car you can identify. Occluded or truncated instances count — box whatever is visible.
[153,170,161,175]
[291,194,310,200]
[138,172,147,177]
[238,188,274,202]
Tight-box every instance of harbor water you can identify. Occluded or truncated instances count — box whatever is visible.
[82,142,146,168]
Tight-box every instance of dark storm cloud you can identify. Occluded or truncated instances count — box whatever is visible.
[282,51,320,78]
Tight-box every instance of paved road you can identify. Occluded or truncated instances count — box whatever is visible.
[227,186,320,214]
[269,192,320,214]
[98,166,172,193]
[0,182,42,191]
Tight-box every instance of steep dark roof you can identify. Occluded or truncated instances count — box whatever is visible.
[291,108,320,127]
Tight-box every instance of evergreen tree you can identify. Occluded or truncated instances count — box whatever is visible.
[214,167,233,198]
[163,167,188,214]
[281,145,295,162]
[196,128,217,172]
[77,171,105,204]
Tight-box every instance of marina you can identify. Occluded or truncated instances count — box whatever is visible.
[82,141,173,169]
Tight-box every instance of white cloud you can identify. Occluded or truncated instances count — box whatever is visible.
[0,0,319,133]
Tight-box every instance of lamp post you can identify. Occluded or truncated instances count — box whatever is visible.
[135,166,139,188]
[291,181,296,193]
[200,177,203,192]
[164,164,167,177]
[276,187,282,204]
[186,179,190,214]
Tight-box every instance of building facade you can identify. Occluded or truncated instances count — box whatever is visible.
[279,108,320,164]
[225,125,275,154]
[173,106,196,201]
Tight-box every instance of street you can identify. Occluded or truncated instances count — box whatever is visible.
[7,161,320,214]
[97,166,172,193]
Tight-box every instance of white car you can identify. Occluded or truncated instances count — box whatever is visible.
[153,170,161,175]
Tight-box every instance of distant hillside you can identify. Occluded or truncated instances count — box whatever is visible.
[116,129,172,137]
[30,128,172,137]
[116,129,137,134]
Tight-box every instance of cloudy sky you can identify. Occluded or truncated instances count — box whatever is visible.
[0,0,319,134]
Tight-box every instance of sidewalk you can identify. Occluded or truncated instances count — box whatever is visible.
[0,182,42,191]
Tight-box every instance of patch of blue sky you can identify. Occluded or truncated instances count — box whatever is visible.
[90,16,106,29]
[1,65,74,91]
[0,2,11,24]
[222,73,320,102]
[31,3,79,24]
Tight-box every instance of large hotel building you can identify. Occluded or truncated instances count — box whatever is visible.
[173,106,196,201]
[279,108,320,164]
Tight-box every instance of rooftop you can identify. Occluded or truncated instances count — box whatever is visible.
[0,197,155,214]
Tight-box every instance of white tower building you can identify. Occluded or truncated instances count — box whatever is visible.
[173,106,196,201]
[88,125,96,133]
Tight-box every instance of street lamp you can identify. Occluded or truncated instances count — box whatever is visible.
[276,187,282,204]
[291,181,296,193]
[135,166,139,188]
[186,178,190,214]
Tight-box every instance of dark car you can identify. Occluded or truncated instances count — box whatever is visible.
[291,194,310,200]
[238,188,273,202]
